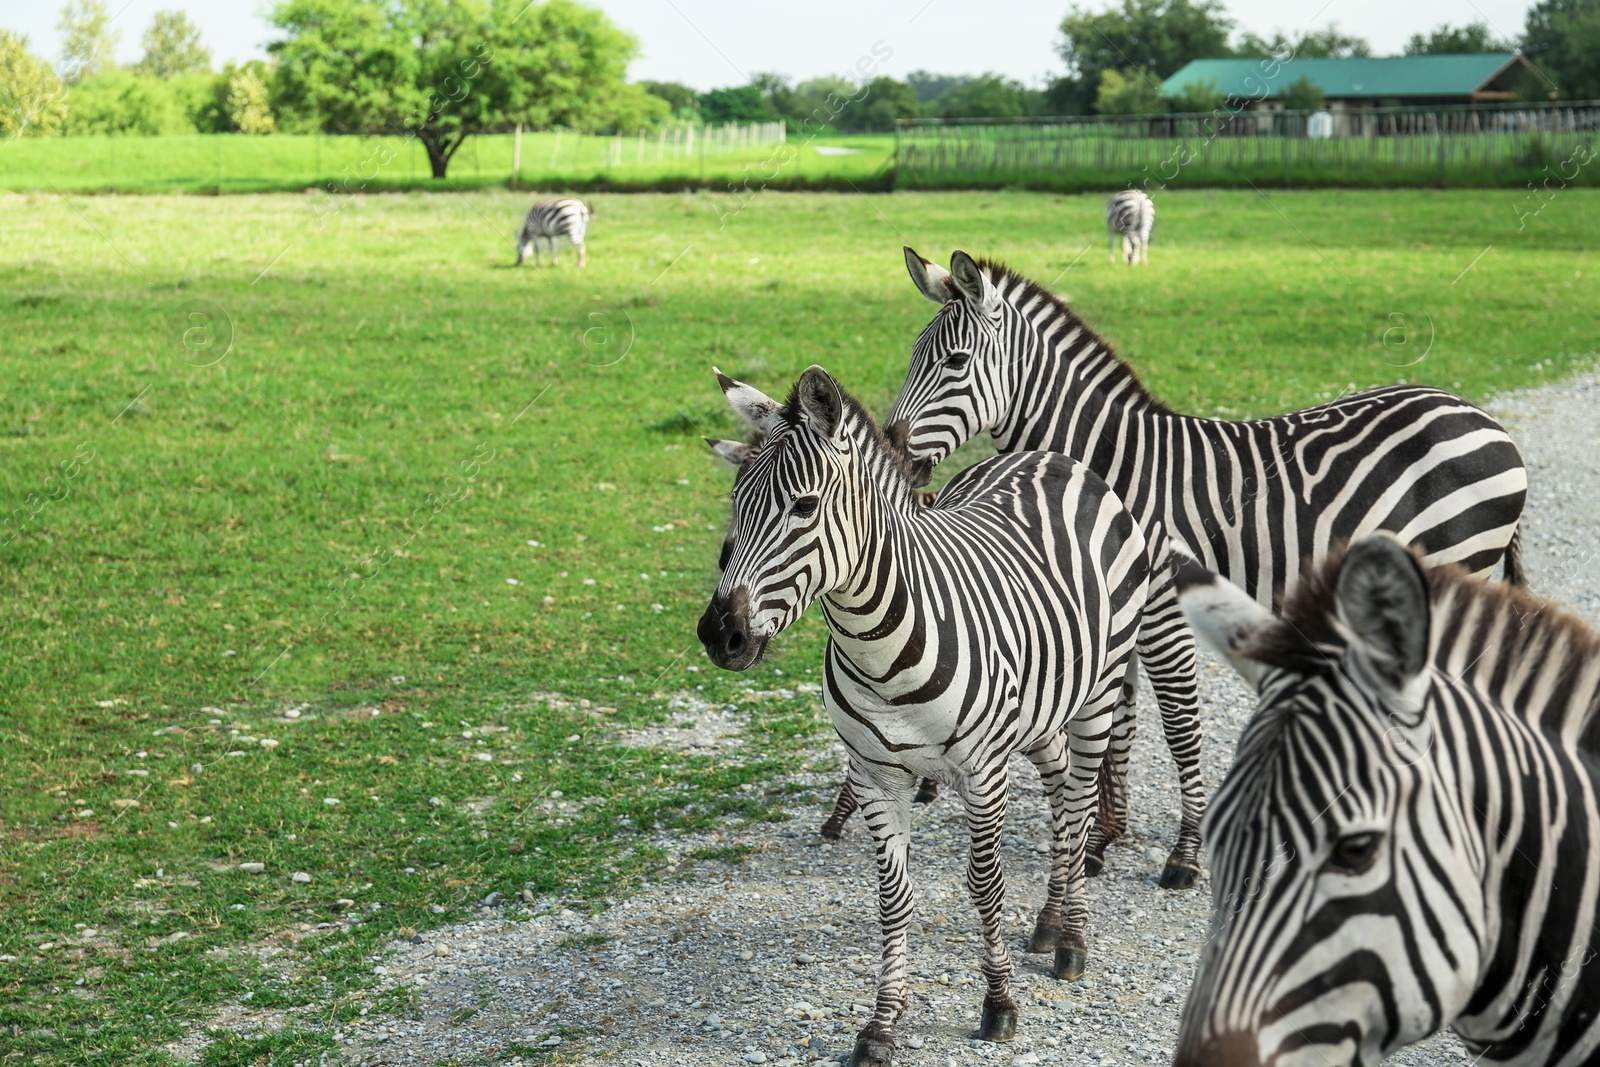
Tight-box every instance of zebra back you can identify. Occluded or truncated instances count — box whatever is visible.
[1173,535,1600,1067]
[1107,189,1153,236]
[521,197,589,240]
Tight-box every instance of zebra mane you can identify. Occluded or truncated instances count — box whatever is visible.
[974,257,1176,417]
[777,379,923,490]
[1246,547,1600,729]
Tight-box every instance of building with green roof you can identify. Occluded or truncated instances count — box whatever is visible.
[1160,53,1536,112]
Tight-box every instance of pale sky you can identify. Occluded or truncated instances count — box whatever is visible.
[2,0,1534,90]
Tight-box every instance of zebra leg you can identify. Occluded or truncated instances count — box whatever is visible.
[1085,655,1137,876]
[1137,543,1205,889]
[1022,731,1072,953]
[960,762,1020,1041]
[575,240,586,269]
[819,776,858,840]
[913,778,939,804]
[1108,232,1117,265]
[848,762,916,1067]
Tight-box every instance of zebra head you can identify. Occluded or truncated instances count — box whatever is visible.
[1172,535,1485,1067]
[885,248,1017,487]
[699,365,862,671]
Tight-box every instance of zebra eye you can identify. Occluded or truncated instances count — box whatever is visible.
[791,496,819,519]
[1328,832,1382,873]
[945,351,972,371]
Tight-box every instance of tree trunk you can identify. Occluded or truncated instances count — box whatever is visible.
[418,131,464,179]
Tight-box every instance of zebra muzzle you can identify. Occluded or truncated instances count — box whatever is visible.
[698,593,769,670]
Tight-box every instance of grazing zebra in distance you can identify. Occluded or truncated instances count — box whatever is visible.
[1172,534,1600,1067]
[1107,189,1154,265]
[699,364,1204,1065]
[888,247,1527,873]
[516,197,591,267]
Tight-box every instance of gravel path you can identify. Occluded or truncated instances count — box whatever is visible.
[183,370,1600,1067]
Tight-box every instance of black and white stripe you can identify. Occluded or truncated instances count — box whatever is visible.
[1107,190,1154,266]
[698,365,1203,1063]
[1173,534,1600,1067]
[516,197,591,267]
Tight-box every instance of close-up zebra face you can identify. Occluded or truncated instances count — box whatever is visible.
[1173,537,1486,1067]
[699,368,856,671]
[886,248,1016,486]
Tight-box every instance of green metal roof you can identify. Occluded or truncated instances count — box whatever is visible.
[1161,53,1520,100]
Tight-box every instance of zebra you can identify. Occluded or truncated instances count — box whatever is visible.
[698,364,1204,1065]
[1107,189,1153,266]
[1171,533,1600,1067]
[886,247,1528,873]
[515,197,591,267]
[707,434,944,830]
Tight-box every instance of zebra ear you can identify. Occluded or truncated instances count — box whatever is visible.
[1334,534,1431,698]
[704,437,752,467]
[949,250,999,314]
[796,365,845,442]
[1173,544,1273,691]
[904,246,953,305]
[714,367,781,435]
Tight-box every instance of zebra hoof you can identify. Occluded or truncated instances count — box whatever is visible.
[1053,946,1087,982]
[847,1029,894,1067]
[1158,862,1200,890]
[818,818,847,842]
[1026,916,1062,953]
[913,779,939,805]
[977,1005,1017,1042]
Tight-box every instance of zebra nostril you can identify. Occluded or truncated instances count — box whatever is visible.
[725,631,746,655]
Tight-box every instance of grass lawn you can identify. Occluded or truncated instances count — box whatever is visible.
[1,187,1596,1065]
[0,131,896,194]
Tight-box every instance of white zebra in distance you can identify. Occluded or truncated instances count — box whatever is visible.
[1107,189,1154,265]
[516,197,592,268]
[698,365,1203,1066]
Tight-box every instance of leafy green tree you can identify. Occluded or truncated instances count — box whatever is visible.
[906,71,971,104]
[1279,74,1326,111]
[1235,25,1370,58]
[641,80,699,117]
[698,85,777,123]
[57,0,121,83]
[0,30,68,136]
[782,76,857,129]
[842,76,920,131]
[1402,22,1513,54]
[937,73,1041,118]
[1523,0,1600,100]
[1059,0,1233,109]
[269,0,656,179]
[1042,75,1093,116]
[1095,68,1163,114]
[63,68,196,134]
[227,66,275,133]
[1161,76,1224,112]
[138,10,211,77]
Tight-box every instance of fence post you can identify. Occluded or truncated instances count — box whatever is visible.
[513,123,522,187]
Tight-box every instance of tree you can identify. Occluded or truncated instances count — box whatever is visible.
[781,76,857,129]
[1095,68,1163,114]
[936,73,1041,118]
[698,85,777,123]
[138,10,211,77]
[269,0,654,179]
[1522,0,1600,100]
[1235,25,1370,58]
[1161,76,1224,112]
[906,71,972,105]
[842,76,920,131]
[57,0,121,83]
[1059,0,1233,106]
[63,68,196,134]
[0,30,68,136]
[227,66,275,133]
[641,80,699,117]
[1403,22,1514,54]
[1279,74,1326,111]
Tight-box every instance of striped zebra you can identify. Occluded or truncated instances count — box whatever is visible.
[698,365,1203,1064]
[1172,534,1600,1067]
[1107,189,1154,266]
[515,197,591,267]
[887,248,1527,871]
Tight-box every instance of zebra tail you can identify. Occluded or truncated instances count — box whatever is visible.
[1503,526,1528,587]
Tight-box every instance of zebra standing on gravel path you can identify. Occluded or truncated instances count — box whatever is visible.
[1172,534,1600,1067]
[887,248,1528,871]
[1107,189,1154,265]
[698,365,1204,1067]
[516,197,591,267]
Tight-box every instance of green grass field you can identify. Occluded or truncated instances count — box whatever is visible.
[2,187,1597,1065]
[0,131,896,194]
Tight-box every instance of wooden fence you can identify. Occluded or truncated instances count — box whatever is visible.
[895,101,1600,190]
